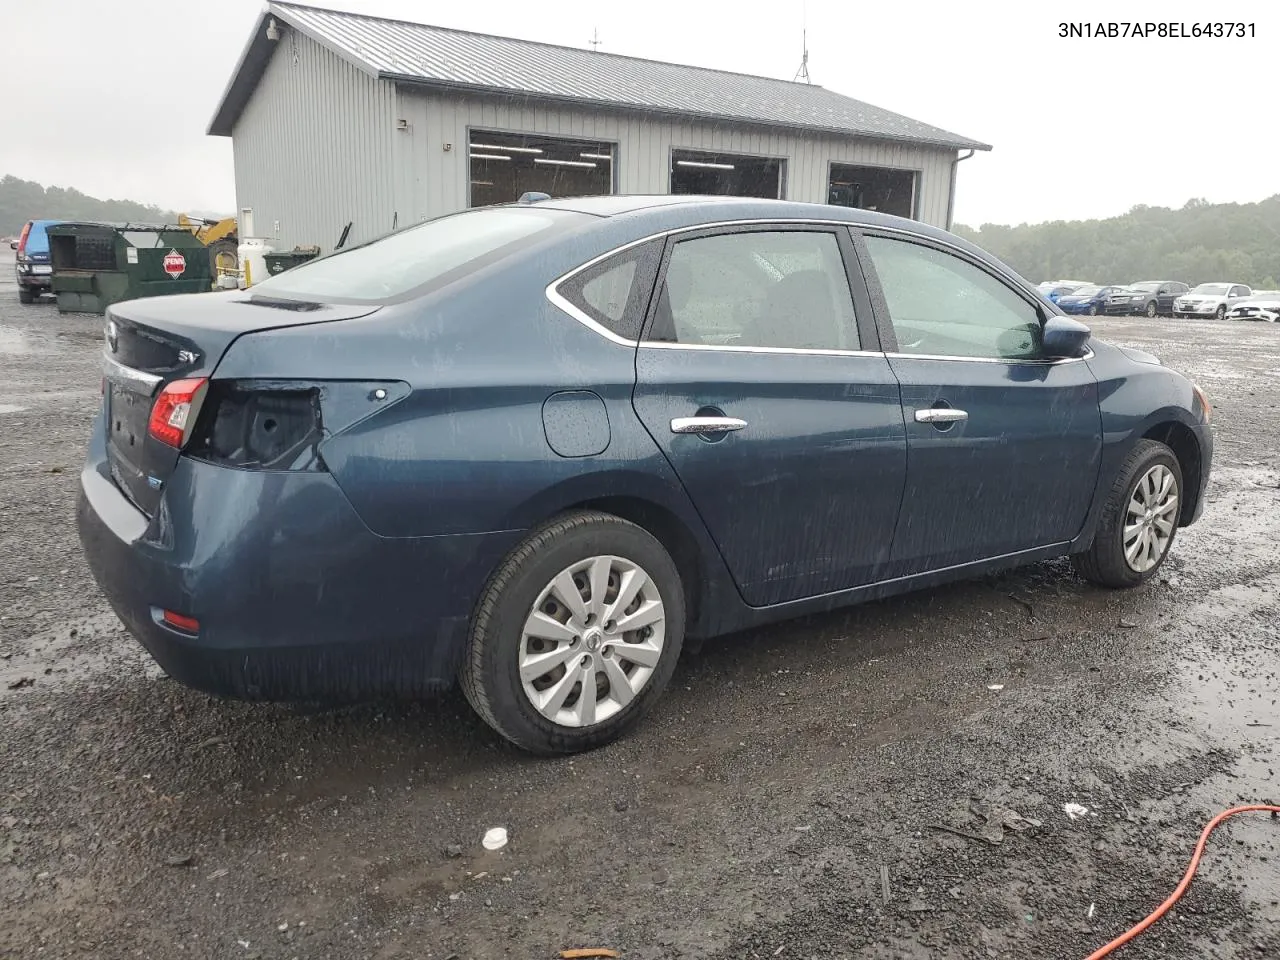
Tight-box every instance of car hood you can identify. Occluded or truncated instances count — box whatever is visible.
[1178,295,1226,304]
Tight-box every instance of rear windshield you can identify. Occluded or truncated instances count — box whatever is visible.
[250,206,584,303]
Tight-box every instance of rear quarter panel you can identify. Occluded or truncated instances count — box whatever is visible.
[212,218,742,631]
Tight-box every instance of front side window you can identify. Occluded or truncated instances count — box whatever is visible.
[645,230,859,351]
[863,235,1044,361]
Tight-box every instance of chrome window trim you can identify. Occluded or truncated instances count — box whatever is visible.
[641,342,884,358]
[543,217,1068,361]
[883,348,1094,366]
[545,219,871,352]
[102,353,162,395]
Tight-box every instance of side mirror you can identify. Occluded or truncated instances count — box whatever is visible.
[1043,315,1091,359]
[8,241,16,250]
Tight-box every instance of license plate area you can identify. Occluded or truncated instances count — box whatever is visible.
[107,383,151,467]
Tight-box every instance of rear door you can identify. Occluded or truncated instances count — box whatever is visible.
[854,230,1103,575]
[632,224,907,606]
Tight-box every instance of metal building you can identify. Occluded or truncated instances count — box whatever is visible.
[210,2,990,251]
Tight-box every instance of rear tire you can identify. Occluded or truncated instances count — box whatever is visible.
[1145,301,1158,319]
[18,286,35,304]
[1073,440,1182,589]
[460,511,686,754]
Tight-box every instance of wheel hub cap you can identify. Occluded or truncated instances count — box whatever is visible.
[1123,463,1179,573]
[517,555,667,729]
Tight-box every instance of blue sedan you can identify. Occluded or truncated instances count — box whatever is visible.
[78,196,1214,753]
[1056,285,1123,316]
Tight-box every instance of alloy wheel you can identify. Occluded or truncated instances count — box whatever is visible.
[1146,302,1157,318]
[1123,464,1179,573]
[518,555,666,728]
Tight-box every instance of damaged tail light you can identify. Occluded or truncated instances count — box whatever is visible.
[148,378,209,448]
[185,381,325,470]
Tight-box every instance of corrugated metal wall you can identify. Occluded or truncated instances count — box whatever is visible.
[232,31,396,252]
[230,31,959,246]
[395,88,957,227]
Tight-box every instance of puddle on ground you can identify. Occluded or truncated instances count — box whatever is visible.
[0,327,32,355]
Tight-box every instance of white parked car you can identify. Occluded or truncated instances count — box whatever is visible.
[1173,283,1252,320]
[1227,291,1280,322]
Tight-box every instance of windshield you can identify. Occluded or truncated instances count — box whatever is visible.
[1191,284,1230,296]
[1069,286,1102,297]
[249,207,583,303]
[1127,282,1159,293]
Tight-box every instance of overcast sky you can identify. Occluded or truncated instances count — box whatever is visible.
[3,0,1274,226]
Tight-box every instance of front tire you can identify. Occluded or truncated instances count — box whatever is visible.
[1215,305,1226,320]
[1073,440,1182,588]
[1088,305,1099,316]
[460,511,686,754]
[1145,301,1158,319]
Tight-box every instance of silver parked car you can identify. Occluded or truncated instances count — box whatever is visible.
[1173,283,1252,320]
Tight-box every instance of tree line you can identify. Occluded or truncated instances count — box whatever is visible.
[954,195,1280,290]
[0,174,177,237]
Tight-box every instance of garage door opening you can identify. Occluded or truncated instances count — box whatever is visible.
[670,149,783,199]
[469,130,615,207]
[827,163,917,218]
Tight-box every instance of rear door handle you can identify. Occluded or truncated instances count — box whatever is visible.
[670,416,748,435]
[914,408,968,424]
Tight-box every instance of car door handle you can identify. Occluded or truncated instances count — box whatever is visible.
[914,408,968,424]
[670,416,748,435]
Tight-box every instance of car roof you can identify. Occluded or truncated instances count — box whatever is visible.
[518,193,968,248]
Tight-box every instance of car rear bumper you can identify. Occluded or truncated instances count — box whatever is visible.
[16,272,52,291]
[77,413,521,701]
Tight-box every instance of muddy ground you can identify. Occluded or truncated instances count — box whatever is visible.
[1,253,1278,959]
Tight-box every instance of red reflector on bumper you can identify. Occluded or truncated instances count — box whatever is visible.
[161,610,200,633]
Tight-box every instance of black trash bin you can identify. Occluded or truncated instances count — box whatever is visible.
[263,246,321,276]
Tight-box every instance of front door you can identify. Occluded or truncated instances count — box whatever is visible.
[856,231,1103,575]
[632,226,907,606]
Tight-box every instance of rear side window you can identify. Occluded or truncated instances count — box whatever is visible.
[645,230,860,351]
[250,207,583,303]
[556,240,662,340]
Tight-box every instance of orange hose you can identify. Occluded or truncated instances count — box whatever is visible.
[1083,804,1280,959]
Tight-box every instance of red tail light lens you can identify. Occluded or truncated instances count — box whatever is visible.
[148,378,209,448]
[160,610,200,633]
[16,222,31,256]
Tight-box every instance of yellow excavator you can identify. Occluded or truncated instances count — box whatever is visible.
[177,215,238,280]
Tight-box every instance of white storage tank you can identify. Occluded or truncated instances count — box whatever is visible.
[237,238,273,288]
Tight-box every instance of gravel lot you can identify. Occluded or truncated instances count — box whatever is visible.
[2,250,1279,959]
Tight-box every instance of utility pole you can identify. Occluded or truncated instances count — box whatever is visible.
[589,27,602,51]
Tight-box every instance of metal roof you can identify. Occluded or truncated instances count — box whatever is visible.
[210,2,989,151]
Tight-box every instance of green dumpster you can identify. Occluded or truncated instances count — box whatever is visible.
[263,246,321,276]
[47,222,213,315]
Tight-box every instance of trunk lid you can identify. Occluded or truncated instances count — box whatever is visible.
[102,291,380,515]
